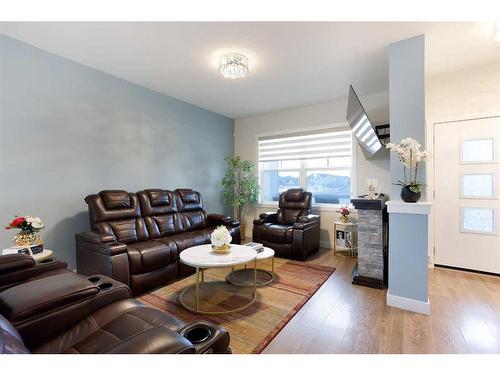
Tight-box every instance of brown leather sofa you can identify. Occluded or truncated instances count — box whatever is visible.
[252,188,320,260]
[0,253,68,292]
[0,271,230,354]
[76,188,240,294]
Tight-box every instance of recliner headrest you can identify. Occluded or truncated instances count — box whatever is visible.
[146,189,170,207]
[285,188,305,202]
[176,189,198,203]
[99,190,131,209]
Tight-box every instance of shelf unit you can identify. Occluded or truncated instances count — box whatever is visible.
[333,221,358,258]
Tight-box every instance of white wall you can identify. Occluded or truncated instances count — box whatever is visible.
[426,62,500,263]
[234,91,390,246]
[427,62,500,121]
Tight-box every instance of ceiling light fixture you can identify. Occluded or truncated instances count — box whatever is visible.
[218,53,249,79]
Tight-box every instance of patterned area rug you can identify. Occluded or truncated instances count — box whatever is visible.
[137,258,335,354]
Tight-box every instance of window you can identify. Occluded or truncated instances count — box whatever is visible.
[258,128,354,205]
[460,207,495,235]
[461,173,495,199]
[461,138,495,164]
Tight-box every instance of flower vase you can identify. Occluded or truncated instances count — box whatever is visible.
[400,185,421,203]
[13,230,42,248]
[339,215,349,223]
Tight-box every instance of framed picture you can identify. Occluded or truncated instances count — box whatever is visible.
[335,229,346,247]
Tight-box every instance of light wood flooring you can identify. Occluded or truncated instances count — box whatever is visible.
[262,248,500,354]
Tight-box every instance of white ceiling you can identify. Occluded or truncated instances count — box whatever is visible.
[1,22,499,118]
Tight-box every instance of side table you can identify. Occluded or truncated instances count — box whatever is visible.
[333,222,358,258]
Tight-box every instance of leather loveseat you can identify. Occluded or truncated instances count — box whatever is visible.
[252,188,320,260]
[76,188,240,294]
[0,270,230,354]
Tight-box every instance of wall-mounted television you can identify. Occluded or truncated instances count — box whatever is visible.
[346,85,383,157]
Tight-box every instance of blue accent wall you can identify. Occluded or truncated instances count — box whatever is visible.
[388,213,429,302]
[387,35,429,307]
[389,35,426,199]
[0,35,234,268]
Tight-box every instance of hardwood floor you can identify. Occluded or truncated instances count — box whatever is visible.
[262,248,500,354]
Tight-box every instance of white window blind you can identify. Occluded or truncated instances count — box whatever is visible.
[258,128,352,162]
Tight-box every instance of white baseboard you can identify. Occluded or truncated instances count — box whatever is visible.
[386,292,430,315]
[320,240,333,249]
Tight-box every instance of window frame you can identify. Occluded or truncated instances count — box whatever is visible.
[256,123,357,210]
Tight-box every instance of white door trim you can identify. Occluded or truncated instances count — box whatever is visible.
[427,113,500,267]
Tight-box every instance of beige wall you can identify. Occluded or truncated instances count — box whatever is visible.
[234,91,390,247]
[427,62,500,121]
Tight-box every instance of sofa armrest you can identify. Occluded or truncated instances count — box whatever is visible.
[76,232,130,287]
[178,320,230,354]
[106,326,195,354]
[0,254,35,275]
[207,214,240,228]
[297,214,320,224]
[75,232,126,256]
[76,231,117,245]
[253,212,277,225]
[293,218,320,231]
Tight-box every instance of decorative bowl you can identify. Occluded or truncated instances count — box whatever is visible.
[212,244,231,254]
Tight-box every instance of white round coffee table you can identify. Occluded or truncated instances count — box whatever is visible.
[179,244,257,315]
[226,247,275,287]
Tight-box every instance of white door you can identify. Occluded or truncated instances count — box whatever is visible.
[434,116,500,274]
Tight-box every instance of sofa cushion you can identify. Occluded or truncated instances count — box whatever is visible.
[285,188,305,202]
[32,299,190,354]
[159,232,210,252]
[262,223,294,244]
[127,241,177,275]
[175,189,204,212]
[94,218,149,244]
[101,190,131,209]
[147,190,170,207]
[182,210,207,231]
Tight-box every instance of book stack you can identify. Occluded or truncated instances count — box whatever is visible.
[243,242,264,253]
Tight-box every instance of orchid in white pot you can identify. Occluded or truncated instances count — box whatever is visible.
[386,138,429,202]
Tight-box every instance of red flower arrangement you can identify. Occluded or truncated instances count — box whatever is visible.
[5,216,44,232]
[336,206,351,223]
[5,215,44,248]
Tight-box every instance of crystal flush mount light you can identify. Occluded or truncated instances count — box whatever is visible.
[218,53,249,79]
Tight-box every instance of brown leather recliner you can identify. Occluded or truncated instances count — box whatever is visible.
[76,189,240,294]
[0,271,230,354]
[252,188,320,260]
[0,253,69,292]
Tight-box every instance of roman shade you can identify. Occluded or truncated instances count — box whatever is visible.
[258,128,352,162]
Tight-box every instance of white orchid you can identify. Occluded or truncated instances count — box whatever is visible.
[211,225,232,248]
[386,137,429,189]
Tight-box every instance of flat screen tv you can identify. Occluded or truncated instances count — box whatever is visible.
[346,85,382,157]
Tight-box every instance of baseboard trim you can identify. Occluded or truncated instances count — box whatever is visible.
[386,292,430,315]
[320,240,332,249]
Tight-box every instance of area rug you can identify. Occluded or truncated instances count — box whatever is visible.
[137,258,335,354]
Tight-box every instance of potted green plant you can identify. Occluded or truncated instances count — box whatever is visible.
[387,138,429,203]
[222,156,259,237]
